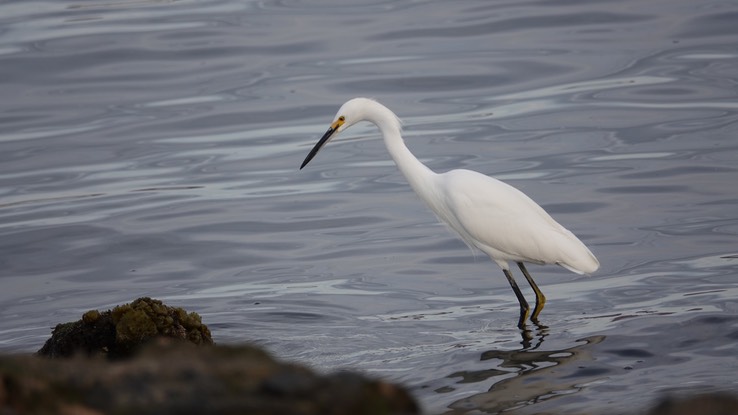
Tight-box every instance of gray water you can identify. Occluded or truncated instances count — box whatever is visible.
[1,0,737,413]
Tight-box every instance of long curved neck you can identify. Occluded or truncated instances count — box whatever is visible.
[364,101,437,197]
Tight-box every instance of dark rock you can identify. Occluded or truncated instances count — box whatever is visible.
[1,339,419,415]
[20,298,419,414]
[37,297,213,359]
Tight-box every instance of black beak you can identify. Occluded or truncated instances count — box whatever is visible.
[300,126,337,169]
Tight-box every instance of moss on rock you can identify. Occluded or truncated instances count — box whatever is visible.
[37,297,213,359]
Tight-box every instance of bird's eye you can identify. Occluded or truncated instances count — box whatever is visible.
[338,116,345,122]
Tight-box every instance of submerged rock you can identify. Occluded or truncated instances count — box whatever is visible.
[37,297,213,359]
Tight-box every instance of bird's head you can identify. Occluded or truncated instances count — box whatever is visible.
[300,98,383,169]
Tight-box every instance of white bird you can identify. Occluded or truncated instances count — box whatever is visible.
[300,98,599,328]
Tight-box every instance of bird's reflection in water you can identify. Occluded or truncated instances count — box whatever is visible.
[441,335,607,415]
[520,320,549,349]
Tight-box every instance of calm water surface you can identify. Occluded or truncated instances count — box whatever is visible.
[2,0,737,413]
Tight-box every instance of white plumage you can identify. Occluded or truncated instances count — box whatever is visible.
[300,97,599,327]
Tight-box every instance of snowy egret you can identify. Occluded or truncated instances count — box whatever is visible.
[300,98,599,328]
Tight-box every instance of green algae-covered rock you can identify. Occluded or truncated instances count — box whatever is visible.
[37,297,213,359]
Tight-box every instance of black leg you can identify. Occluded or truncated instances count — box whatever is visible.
[503,268,530,328]
[517,262,546,323]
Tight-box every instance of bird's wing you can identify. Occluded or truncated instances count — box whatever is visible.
[437,169,586,267]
